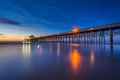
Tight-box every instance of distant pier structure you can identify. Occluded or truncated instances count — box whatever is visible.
[26,23,120,44]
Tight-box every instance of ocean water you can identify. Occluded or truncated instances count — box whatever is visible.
[0,42,120,80]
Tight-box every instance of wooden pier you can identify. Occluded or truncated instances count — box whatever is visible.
[27,22,120,44]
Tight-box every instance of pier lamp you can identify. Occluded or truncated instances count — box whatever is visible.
[71,27,80,33]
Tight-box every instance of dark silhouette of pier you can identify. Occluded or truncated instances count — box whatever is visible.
[26,22,120,44]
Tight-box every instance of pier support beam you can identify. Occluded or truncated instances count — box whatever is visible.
[96,32,97,44]
[110,28,113,44]
[103,31,105,44]
[84,33,85,43]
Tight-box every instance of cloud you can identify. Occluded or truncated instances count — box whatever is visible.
[40,17,73,27]
[0,33,3,35]
[0,17,21,26]
[0,33,7,38]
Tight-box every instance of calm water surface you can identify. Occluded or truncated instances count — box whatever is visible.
[0,42,120,80]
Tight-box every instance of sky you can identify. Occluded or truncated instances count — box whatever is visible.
[0,0,120,41]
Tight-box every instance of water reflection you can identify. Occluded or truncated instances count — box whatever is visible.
[38,45,43,55]
[49,43,52,54]
[70,43,80,47]
[110,44,114,60]
[22,43,31,69]
[57,43,60,57]
[1,42,120,80]
[90,49,95,65]
[22,43,31,55]
[69,49,81,72]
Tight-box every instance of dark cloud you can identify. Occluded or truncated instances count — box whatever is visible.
[0,33,6,38]
[0,33,3,35]
[0,17,21,26]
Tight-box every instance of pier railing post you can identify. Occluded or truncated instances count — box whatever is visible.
[110,28,113,44]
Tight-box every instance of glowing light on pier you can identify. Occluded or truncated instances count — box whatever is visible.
[71,27,80,33]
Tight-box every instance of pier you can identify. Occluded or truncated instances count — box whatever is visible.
[27,22,120,44]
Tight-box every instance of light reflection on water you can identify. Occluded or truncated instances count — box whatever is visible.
[57,43,60,57]
[90,49,95,65]
[22,43,31,71]
[0,42,120,80]
[49,43,52,54]
[38,44,43,55]
[69,49,81,73]
[22,43,31,55]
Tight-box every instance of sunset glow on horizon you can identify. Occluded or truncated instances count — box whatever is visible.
[0,37,24,42]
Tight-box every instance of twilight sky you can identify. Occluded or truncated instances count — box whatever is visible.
[0,0,120,41]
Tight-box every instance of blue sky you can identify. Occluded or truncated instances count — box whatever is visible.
[0,0,120,41]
